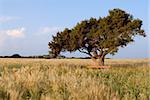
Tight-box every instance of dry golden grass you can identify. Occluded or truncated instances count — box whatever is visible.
[0,58,149,100]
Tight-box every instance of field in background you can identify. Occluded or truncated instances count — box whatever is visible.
[0,58,149,100]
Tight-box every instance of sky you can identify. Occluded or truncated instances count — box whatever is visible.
[0,0,149,58]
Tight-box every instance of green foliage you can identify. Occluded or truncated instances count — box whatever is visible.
[48,9,146,65]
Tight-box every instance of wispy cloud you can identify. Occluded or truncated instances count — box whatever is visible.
[0,33,6,48]
[0,16,18,23]
[6,27,26,38]
[0,27,26,48]
[40,26,63,34]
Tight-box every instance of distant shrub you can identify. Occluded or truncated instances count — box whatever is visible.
[43,55,51,59]
[11,54,21,58]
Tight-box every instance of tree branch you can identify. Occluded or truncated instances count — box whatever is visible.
[104,47,116,56]
[78,49,92,56]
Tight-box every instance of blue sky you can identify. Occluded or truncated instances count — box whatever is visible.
[0,0,149,58]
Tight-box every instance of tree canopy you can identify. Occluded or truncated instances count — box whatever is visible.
[48,8,146,65]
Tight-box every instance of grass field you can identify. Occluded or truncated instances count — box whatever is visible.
[0,58,149,100]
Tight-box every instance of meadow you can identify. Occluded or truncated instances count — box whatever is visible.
[0,58,149,100]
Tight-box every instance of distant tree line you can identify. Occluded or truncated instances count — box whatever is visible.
[0,54,53,59]
[0,54,100,59]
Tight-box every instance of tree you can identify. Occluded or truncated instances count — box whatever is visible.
[11,54,21,58]
[48,9,146,66]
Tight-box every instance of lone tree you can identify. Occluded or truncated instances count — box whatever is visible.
[48,9,146,66]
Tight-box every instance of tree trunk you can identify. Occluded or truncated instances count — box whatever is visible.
[98,56,105,66]
[91,55,105,66]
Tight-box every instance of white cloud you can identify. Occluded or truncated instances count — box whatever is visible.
[40,26,63,34]
[0,27,26,48]
[0,16,17,23]
[6,27,26,38]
